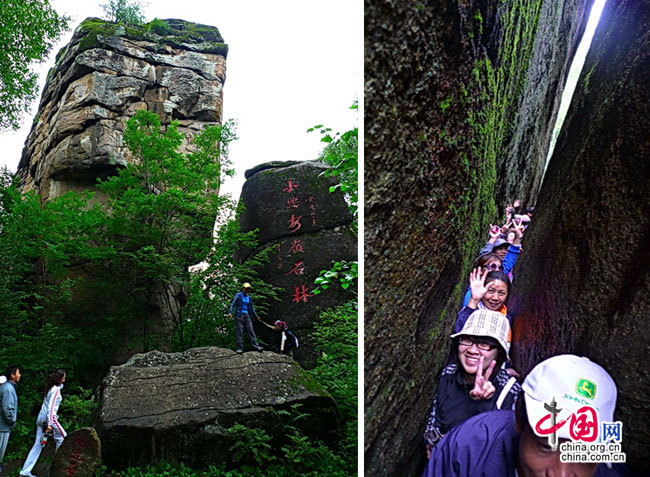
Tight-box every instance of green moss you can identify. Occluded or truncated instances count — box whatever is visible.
[439,97,452,113]
[289,365,330,397]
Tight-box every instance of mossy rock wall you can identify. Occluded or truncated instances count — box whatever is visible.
[511,0,650,472]
[364,0,590,474]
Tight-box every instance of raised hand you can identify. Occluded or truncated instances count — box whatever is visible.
[488,224,500,242]
[469,355,496,400]
[513,198,521,208]
[468,268,489,307]
[512,222,525,246]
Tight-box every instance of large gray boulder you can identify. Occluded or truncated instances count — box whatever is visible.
[236,161,356,368]
[95,347,339,469]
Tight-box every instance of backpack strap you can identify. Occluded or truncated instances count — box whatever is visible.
[496,377,517,409]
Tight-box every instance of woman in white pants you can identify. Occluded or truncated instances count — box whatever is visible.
[19,369,67,477]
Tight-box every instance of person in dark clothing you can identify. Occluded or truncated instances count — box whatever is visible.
[456,269,513,333]
[257,319,299,357]
[228,282,263,353]
[423,355,629,477]
[423,309,520,458]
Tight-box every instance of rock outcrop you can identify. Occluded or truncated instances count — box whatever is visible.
[511,0,650,471]
[236,161,356,368]
[17,18,227,201]
[95,347,339,468]
[50,428,102,477]
[365,0,591,474]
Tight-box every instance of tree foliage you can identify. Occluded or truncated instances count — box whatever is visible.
[0,0,69,130]
[101,0,146,25]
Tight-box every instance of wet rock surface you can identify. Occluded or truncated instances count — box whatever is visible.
[17,17,227,201]
[364,1,589,475]
[512,0,650,471]
[237,161,356,368]
[95,347,339,468]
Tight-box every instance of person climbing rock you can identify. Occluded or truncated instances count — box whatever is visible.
[229,282,263,353]
[19,369,68,477]
[0,365,21,475]
[258,319,299,357]
[423,309,520,458]
[423,355,629,477]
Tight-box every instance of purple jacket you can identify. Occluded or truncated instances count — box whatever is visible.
[423,410,628,477]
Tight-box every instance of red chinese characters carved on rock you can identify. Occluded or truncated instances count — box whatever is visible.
[288,239,304,254]
[286,260,305,276]
[288,214,302,233]
[283,180,299,193]
[63,434,87,475]
[292,284,314,303]
[287,196,300,208]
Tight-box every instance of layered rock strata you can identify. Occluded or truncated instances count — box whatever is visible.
[17,18,227,201]
[96,347,340,468]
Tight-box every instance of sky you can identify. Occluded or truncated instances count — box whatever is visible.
[0,0,362,199]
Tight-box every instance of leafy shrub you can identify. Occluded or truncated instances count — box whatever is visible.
[146,18,170,35]
[101,0,145,25]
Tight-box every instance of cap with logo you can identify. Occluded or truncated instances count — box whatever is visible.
[450,309,511,358]
[522,354,617,440]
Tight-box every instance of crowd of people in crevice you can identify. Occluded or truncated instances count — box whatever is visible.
[421,200,629,476]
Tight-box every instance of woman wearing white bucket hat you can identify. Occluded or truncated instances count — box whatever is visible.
[423,309,521,458]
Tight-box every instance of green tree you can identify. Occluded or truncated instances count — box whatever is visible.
[101,0,146,25]
[0,0,69,130]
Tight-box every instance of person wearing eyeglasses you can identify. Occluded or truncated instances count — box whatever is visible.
[423,309,520,458]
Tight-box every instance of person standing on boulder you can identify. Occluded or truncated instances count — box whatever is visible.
[0,365,21,475]
[229,283,263,353]
[19,369,67,477]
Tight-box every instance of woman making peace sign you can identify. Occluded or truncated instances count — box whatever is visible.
[423,309,521,458]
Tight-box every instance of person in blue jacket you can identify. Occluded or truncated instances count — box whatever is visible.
[423,355,629,477]
[0,365,21,474]
[229,282,263,353]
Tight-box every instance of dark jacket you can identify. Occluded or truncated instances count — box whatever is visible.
[423,410,629,477]
[229,292,259,318]
[423,364,520,445]
[0,381,18,431]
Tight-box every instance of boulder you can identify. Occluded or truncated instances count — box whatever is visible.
[95,347,339,469]
[50,428,101,477]
[236,161,356,368]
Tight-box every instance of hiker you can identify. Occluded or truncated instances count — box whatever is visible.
[462,222,524,306]
[228,282,263,353]
[423,354,628,477]
[258,319,299,356]
[423,309,520,458]
[19,369,68,477]
[456,268,512,333]
[0,365,21,475]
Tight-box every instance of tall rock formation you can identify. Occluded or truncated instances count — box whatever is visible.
[236,161,356,368]
[512,0,650,470]
[17,18,227,201]
[365,0,591,474]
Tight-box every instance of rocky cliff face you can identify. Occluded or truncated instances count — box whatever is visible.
[236,161,356,368]
[96,347,339,468]
[512,0,650,470]
[365,0,590,474]
[17,18,227,201]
